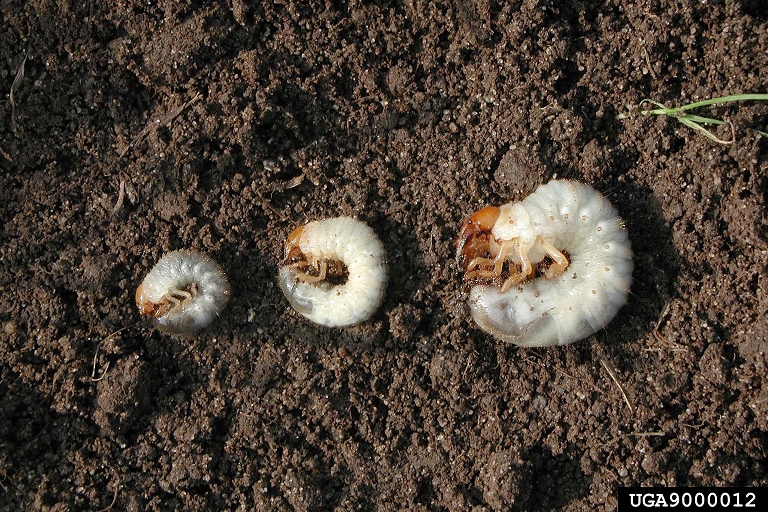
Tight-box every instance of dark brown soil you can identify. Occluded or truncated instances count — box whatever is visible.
[2,1,767,510]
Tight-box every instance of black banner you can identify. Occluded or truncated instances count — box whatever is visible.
[618,488,764,510]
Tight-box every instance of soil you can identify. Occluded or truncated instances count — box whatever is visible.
[1,0,767,510]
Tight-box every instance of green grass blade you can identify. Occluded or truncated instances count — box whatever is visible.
[680,114,726,125]
[678,118,734,144]
[618,93,768,141]
[673,93,768,112]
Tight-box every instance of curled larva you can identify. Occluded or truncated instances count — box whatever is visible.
[278,216,387,327]
[456,180,633,347]
[136,250,230,334]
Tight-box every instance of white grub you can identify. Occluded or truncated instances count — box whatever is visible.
[136,250,230,334]
[278,216,387,327]
[456,180,633,347]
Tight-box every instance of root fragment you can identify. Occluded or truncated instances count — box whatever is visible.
[119,92,201,157]
[10,55,27,134]
[599,355,634,413]
[96,470,121,512]
[90,322,139,382]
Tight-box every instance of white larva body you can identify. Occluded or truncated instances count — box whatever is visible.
[278,217,387,327]
[463,180,633,347]
[136,250,230,334]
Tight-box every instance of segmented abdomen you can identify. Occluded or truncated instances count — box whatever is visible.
[470,181,633,347]
[279,217,388,327]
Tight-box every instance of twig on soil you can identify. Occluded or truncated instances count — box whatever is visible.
[280,173,305,190]
[626,431,664,437]
[256,173,305,220]
[91,336,112,382]
[551,365,602,395]
[641,47,657,79]
[0,459,12,492]
[617,93,768,143]
[119,92,202,157]
[10,55,27,134]
[523,350,604,396]
[0,146,12,162]
[96,470,121,512]
[256,189,284,219]
[653,302,670,332]
[645,330,690,352]
[111,180,126,217]
[593,343,635,413]
[599,358,634,412]
[91,322,139,381]
[0,461,15,493]
[91,344,110,382]
[645,303,691,352]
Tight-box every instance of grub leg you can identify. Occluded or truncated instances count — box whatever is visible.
[466,240,511,279]
[294,259,328,283]
[541,240,569,278]
[500,245,532,293]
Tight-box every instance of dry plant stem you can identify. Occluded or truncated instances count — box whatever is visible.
[91,322,139,381]
[96,470,121,512]
[257,175,304,220]
[91,348,109,382]
[10,55,27,134]
[256,189,283,218]
[119,92,202,157]
[111,180,126,217]
[0,460,13,492]
[550,365,602,395]
[599,356,635,413]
